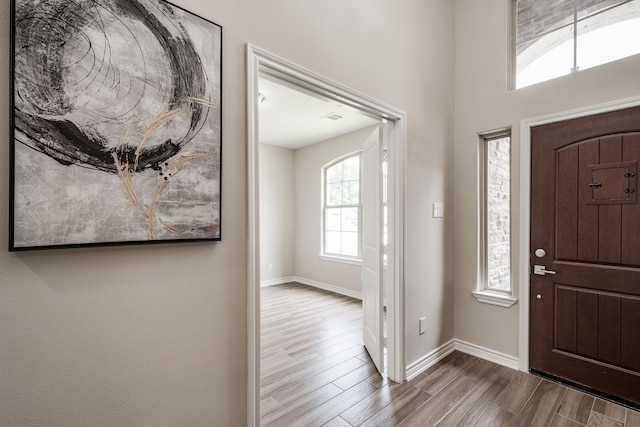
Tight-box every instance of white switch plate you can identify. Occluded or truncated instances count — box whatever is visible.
[432,203,443,218]
[419,317,426,335]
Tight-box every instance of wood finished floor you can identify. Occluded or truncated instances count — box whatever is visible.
[260,282,640,426]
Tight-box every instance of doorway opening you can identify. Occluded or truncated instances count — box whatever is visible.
[247,44,407,427]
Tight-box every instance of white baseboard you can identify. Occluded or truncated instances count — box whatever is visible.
[406,340,456,381]
[405,339,521,381]
[260,276,364,300]
[453,339,520,371]
[294,276,363,300]
[260,276,296,287]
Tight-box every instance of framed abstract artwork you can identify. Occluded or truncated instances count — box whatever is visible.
[10,0,222,250]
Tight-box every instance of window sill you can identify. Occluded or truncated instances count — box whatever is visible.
[472,290,518,308]
[320,254,362,266]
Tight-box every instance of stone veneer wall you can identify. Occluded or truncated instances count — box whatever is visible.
[487,137,511,291]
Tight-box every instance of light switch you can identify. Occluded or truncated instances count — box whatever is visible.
[432,203,443,218]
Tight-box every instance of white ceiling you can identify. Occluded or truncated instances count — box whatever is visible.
[258,77,380,149]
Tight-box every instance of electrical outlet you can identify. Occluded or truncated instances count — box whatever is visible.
[419,317,426,335]
[268,263,273,271]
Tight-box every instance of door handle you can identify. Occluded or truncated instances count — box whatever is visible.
[534,265,556,276]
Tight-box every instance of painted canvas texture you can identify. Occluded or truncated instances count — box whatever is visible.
[11,0,222,249]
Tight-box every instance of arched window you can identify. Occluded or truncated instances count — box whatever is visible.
[514,0,640,88]
[322,152,361,259]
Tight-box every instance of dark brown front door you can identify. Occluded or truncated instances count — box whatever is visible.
[530,106,640,405]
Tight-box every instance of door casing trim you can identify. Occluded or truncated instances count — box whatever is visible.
[518,95,640,372]
[246,44,407,427]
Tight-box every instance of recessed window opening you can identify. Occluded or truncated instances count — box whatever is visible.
[322,152,361,259]
[514,0,640,88]
[481,131,511,294]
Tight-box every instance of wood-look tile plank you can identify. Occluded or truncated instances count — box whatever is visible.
[262,344,365,389]
[263,321,356,354]
[454,354,500,382]
[360,387,432,427]
[512,379,567,427]
[340,380,416,426]
[435,372,510,426]
[290,379,379,427]
[494,366,543,415]
[556,387,595,424]
[273,318,356,340]
[260,396,282,418]
[260,351,297,371]
[398,375,478,426]
[626,408,640,426]
[260,380,297,402]
[261,383,343,427]
[261,352,322,380]
[333,361,380,391]
[365,371,392,389]
[318,338,363,358]
[322,416,353,427]
[470,404,516,427]
[281,331,360,359]
[592,398,626,423]
[270,356,367,406]
[586,411,624,427]
[411,359,463,396]
[411,351,465,381]
[549,414,586,427]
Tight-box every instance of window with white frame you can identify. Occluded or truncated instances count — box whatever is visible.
[475,131,516,307]
[513,0,640,89]
[323,153,361,259]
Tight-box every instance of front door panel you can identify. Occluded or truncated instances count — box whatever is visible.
[530,106,640,405]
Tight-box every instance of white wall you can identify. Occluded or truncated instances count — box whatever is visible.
[294,127,375,294]
[401,1,456,366]
[453,0,640,358]
[1,0,455,424]
[259,144,295,282]
[2,0,246,425]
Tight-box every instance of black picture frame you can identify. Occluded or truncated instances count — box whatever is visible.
[10,0,222,251]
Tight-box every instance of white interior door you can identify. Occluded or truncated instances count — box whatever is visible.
[361,126,384,374]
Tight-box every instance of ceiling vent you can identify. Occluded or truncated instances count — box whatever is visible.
[322,112,344,121]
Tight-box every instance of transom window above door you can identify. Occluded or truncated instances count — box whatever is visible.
[322,152,361,260]
[513,0,640,88]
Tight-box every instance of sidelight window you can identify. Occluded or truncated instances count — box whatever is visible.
[474,130,517,307]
